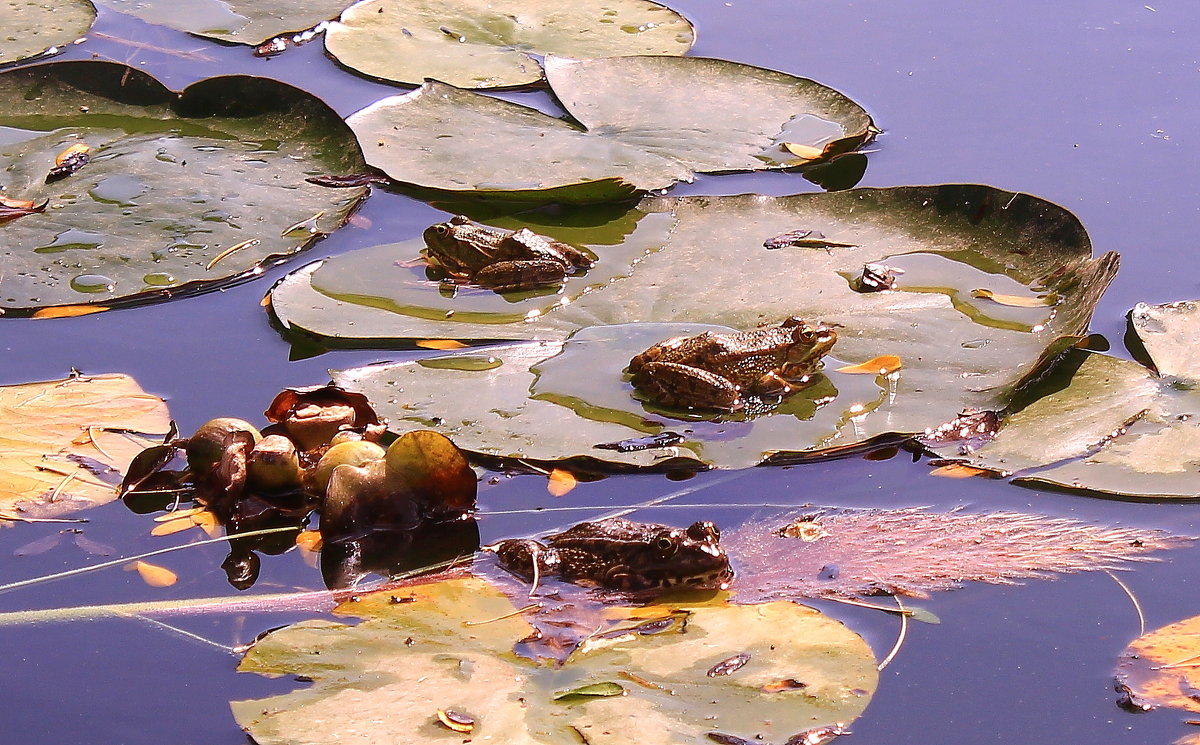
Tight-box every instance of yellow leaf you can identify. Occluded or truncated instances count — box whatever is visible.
[0,374,171,519]
[930,464,989,479]
[435,709,474,733]
[970,288,1055,308]
[781,142,824,160]
[153,506,203,522]
[55,143,91,165]
[150,517,194,536]
[192,510,221,538]
[32,305,109,319]
[295,530,323,552]
[547,468,578,497]
[837,355,903,375]
[417,339,469,350]
[127,560,178,587]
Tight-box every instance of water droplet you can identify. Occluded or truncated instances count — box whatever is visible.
[70,274,115,293]
[89,174,146,207]
[34,228,105,253]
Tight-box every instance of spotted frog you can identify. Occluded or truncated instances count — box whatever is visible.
[422,215,594,293]
[488,517,733,592]
[628,318,837,411]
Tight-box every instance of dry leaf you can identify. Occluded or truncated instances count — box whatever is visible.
[0,195,48,223]
[150,517,194,536]
[417,339,469,350]
[781,142,824,161]
[295,530,323,552]
[930,463,990,478]
[192,509,221,538]
[547,468,578,497]
[970,288,1055,308]
[31,305,109,318]
[127,560,178,587]
[727,507,1187,601]
[54,143,91,165]
[0,374,170,518]
[836,355,903,375]
[1116,614,1200,718]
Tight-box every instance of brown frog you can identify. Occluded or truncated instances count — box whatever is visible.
[422,215,594,293]
[487,517,733,592]
[628,318,837,411]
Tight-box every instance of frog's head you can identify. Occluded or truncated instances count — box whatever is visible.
[421,214,473,254]
[782,318,838,369]
[616,520,733,591]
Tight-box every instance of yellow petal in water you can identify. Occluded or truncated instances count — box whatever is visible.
[837,355,903,375]
[547,468,578,497]
[127,560,178,587]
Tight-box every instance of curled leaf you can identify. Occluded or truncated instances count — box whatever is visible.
[434,709,474,733]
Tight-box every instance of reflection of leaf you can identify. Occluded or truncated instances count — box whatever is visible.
[0,61,367,313]
[345,56,874,197]
[233,577,877,745]
[325,0,694,88]
[938,300,1200,498]
[0,373,170,519]
[93,0,348,45]
[308,186,1116,468]
[0,0,95,65]
[725,507,1187,601]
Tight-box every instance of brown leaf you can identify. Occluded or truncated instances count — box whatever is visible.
[295,530,323,552]
[547,468,577,497]
[383,430,477,516]
[127,560,178,587]
[837,355,903,375]
[0,196,48,223]
[150,517,194,536]
[726,507,1188,601]
[930,464,990,478]
[31,305,109,318]
[0,374,171,518]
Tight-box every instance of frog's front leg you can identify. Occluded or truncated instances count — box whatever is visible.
[487,538,559,581]
[632,361,744,411]
[473,259,568,292]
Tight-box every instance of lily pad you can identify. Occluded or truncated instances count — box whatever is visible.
[943,300,1200,499]
[325,0,694,88]
[1116,613,1200,720]
[0,61,367,314]
[0,373,170,519]
[0,0,95,65]
[233,577,877,745]
[93,0,348,45]
[298,185,1115,468]
[344,55,875,198]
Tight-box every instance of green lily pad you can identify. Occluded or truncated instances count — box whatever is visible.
[0,61,367,314]
[0,0,95,65]
[232,577,877,745]
[93,0,348,45]
[285,185,1115,468]
[948,300,1200,499]
[345,55,875,198]
[325,0,694,89]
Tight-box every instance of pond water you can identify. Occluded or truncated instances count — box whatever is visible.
[2,1,1200,743]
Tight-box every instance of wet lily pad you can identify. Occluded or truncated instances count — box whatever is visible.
[0,61,367,314]
[345,55,875,198]
[944,300,1200,499]
[294,185,1115,468]
[1,0,95,65]
[233,577,877,745]
[93,0,348,45]
[325,0,694,88]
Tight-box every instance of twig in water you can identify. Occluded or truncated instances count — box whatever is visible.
[876,595,909,672]
[1106,570,1145,637]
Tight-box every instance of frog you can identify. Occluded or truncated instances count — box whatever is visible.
[422,215,594,293]
[628,318,838,411]
[486,517,733,592]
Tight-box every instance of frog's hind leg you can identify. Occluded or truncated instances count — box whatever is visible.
[632,362,743,411]
[473,259,567,292]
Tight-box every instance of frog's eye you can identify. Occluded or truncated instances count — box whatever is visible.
[795,325,818,343]
[432,224,450,236]
[654,531,679,555]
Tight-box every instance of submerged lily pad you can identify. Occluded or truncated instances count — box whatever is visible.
[233,577,877,745]
[345,55,875,198]
[93,0,348,45]
[944,300,1200,499]
[296,185,1115,468]
[325,0,693,88]
[0,61,367,313]
[0,0,95,65]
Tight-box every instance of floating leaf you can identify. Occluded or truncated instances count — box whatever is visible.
[416,339,468,350]
[325,0,694,88]
[552,681,625,700]
[1116,614,1200,716]
[233,577,877,745]
[0,61,367,314]
[929,463,988,479]
[836,355,902,375]
[970,287,1055,308]
[149,517,193,536]
[726,507,1187,601]
[0,373,170,518]
[434,709,474,733]
[30,305,108,318]
[301,186,1116,468]
[92,0,348,45]
[547,468,577,496]
[127,559,178,587]
[295,529,322,552]
[0,0,95,65]
[344,55,874,198]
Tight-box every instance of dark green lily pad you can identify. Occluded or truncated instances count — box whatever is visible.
[232,577,877,745]
[345,55,875,198]
[325,0,694,88]
[0,61,367,313]
[948,300,1200,499]
[93,0,348,45]
[1,0,95,65]
[286,185,1113,468]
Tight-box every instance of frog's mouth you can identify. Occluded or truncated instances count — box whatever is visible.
[631,564,735,591]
